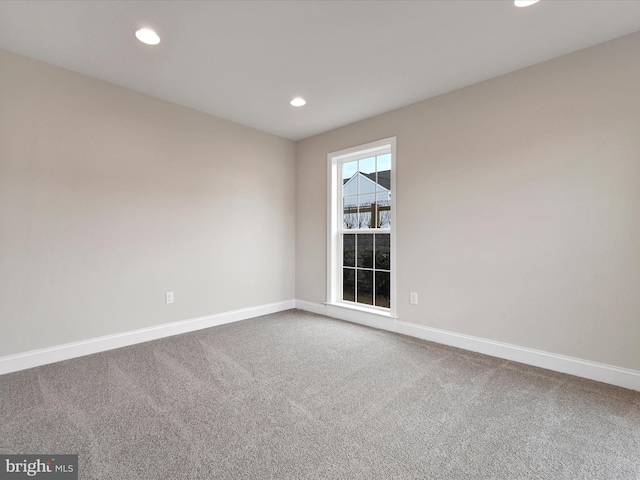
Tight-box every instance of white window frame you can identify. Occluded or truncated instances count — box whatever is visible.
[327,137,397,318]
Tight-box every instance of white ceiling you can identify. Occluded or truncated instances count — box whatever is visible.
[1,1,639,141]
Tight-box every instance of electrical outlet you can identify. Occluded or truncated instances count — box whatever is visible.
[165,292,174,304]
[410,292,418,305]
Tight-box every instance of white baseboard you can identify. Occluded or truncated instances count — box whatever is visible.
[295,299,640,391]
[395,321,640,392]
[294,299,327,316]
[0,299,296,376]
[4,299,639,391]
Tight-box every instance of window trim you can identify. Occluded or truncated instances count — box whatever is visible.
[327,137,397,318]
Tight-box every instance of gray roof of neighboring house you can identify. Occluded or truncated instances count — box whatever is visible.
[343,170,391,190]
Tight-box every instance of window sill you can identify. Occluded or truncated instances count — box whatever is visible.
[324,301,397,319]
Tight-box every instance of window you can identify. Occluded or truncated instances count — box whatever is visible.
[328,138,396,316]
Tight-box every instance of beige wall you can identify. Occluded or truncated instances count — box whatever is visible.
[2,32,640,372]
[0,49,296,357]
[296,33,640,371]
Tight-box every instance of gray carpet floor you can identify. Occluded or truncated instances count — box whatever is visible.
[1,309,639,479]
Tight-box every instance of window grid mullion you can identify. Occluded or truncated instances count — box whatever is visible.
[372,234,376,306]
[354,234,358,302]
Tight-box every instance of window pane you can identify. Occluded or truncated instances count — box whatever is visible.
[344,195,359,206]
[343,161,358,185]
[358,201,373,229]
[377,153,391,173]
[375,271,391,308]
[359,192,376,206]
[358,157,376,194]
[358,175,376,195]
[343,196,359,229]
[343,268,355,302]
[377,193,390,228]
[376,192,391,205]
[357,270,373,305]
[375,234,390,270]
[357,234,373,268]
[376,169,391,193]
[343,174,358,197]
[343,234,355,267]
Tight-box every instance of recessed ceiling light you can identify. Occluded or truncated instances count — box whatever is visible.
[514,0,540,7]
[290,97,306,107]
[135,28,160,45]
